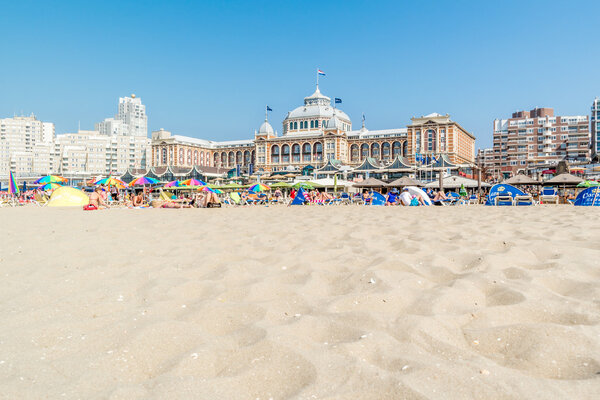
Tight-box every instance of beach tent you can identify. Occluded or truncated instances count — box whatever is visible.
[485,184,526,206]
[544,173,583,186]
[405,186,432,205]
[47,186,89,207]
[387,176,423,187]
[370,192,386,205]
[574,186,600,206]
[290,188,307,205]
[503,174,540,185]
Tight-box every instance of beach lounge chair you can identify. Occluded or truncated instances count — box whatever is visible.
[495,195,514,206]
[514,194,534,206]
[539,187,559,204]
[339,192,351,205]
[229,192,242,205]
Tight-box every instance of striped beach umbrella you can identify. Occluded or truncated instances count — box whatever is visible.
[248,183,270,192]
[198,185,222,194]
[34,175,67,184]
[8,171,19,195]
[164,180,182,188]
[129,176,159,186]
[95,176,126,187]
[181,178,206,186]
[37,182,62,191]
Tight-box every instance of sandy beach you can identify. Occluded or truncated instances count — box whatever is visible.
[0,206,599,399]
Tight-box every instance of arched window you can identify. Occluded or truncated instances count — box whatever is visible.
[236,151,242,165]
[194,150,198,165]
[294,122,298,130]
[187,149,192,165]
[360,143,369,159]
[310,120,314,129]
[302,143,311,161]
[282,144,290,163]
[244,150,250,166]
[313,142,323,161]
[271,145,280,164]
[214,153,219,167]
[206,152,210,166]
[382,142,391,160]
[292,144,301,162]
[228,152,234,167]
[371,143,380,159]
[289,122,293,131]
[315,120,319,128]
[251,150,255,164]
[221,152,227,166]
[392,141,401,157]
[350,144,359,162]
[179,148,184,165]
[162,148,167,164]
[402,141,408,157]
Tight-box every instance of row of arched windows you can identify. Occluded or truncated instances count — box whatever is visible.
[270,143,323,163]
[349,141,407,162]
[157,147,211,167]
[213,150,255,168]
[289,120,320,130]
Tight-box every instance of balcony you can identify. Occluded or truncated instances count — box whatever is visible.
[543,146,552,153]
[543,129,552,136]
[543,138,552,145]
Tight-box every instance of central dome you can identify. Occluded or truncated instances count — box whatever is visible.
[285,85,351,122]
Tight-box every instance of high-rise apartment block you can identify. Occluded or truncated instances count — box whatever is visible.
[96,94,147,137]
[492,107,590,177]
[0,114,55,177]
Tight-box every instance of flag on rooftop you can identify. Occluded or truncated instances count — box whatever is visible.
[317,69,326,76]
[334,98,342,104]
[266,106,273,111]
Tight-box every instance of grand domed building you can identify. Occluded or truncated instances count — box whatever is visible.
[150,84,475,175]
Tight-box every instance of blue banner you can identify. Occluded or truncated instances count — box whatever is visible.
[485,184,526,206]
[574,187,600,206]
[290,188,307,205]
[370,192,386,206]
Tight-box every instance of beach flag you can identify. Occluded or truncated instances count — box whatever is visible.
[335,98,342,104]
[317,69,326,76]
[8,171,19,195]
[266,106,273,112]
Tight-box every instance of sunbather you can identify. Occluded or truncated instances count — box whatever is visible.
[88,187,109,209]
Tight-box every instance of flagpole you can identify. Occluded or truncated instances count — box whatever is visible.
[316,69,319,88]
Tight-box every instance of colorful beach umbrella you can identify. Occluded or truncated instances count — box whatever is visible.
[164,180,182,188]
[34,175,67,184]
[129,176,159,186]
[577,180,600,188]
[8,171,19,195]
[293,182,314,190]
[37,182,62,191]
[180,178,207,186]
[198,186,222,194]
[95,176,126,187]
[248,183,270,192]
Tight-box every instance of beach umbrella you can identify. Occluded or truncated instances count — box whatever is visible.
[248,183,270,192]
[386,176,423,187]
[95,176,126,187]
[269,182,292,188]
[34,175,67,184]
[129,176,159,186]
[8,171,19,195]
[503,174,539,185]
[180,178,207,186]
[198,185,222,194]
[293,182,315,190]
[577,180,599,188]
[37,182,62,191]
[164,180,182,188]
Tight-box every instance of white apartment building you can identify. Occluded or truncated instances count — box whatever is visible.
[55,130,151,176]
[0,114,55,178]
[96,94,147,137]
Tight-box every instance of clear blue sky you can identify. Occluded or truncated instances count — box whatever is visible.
[1,0,597,149]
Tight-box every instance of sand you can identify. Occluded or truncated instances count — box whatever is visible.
[0,205,599,399]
